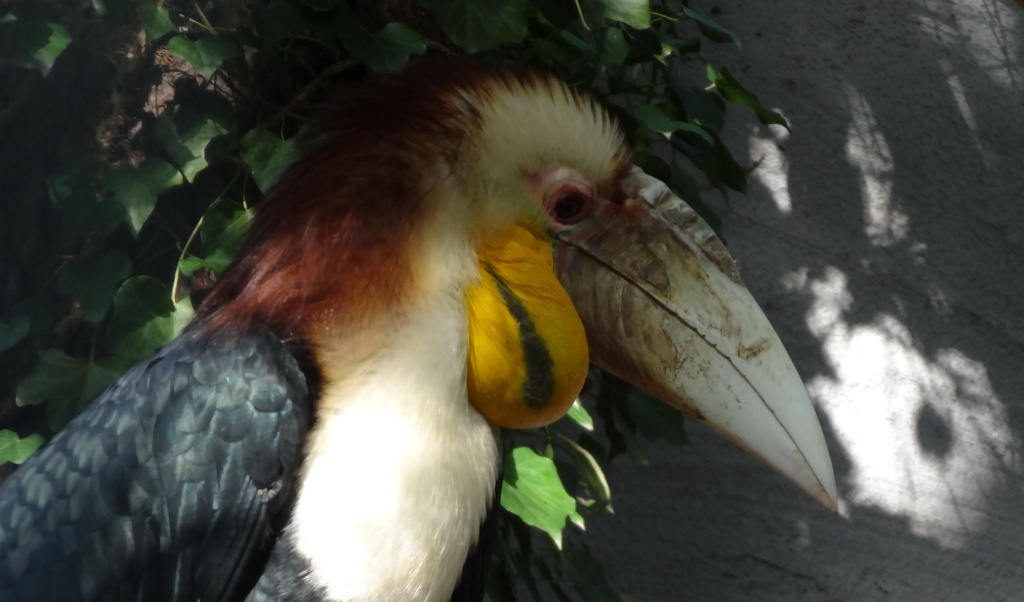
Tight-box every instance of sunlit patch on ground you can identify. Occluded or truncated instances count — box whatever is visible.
[790,266,1020,548]
[843,84,908,247]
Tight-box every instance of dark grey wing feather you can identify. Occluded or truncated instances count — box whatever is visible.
[0,322,308,602]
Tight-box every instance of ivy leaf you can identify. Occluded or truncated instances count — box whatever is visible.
[713,67,788,128]
[597,27,629,68]
[198,199,254,274]
[0,430,44,465]
[154,105,237,182]
[16,350,121,430]
[252,0,310,50]
[501,447,582,549]
[48,165,126,243]
[241,129,297,193]
[565,399,594,431]
[558,435,611,511]
[529,38,573,65]
[91,0,135,23]
[103,158,183,235]
[136,0,176,38]
[294,0,340,10]
[0,18,71,76]
[0,314,30,353]
[670,73,727,133]
[362,23,426,73]
[559,29,596,59]
[103,277,193,368]
[658,35,701,61]
[683,7,739,45]
[633,103,712,143]
[564,543,628,602]
[178,257,208,277]
[337,15,425,73]
[67,251,132,325]
[167,34,239,79]
[623,389,688,445]
[420,0,528,53]
[671,130,747,193]
[583,0,651,29]
[623,27,663,64]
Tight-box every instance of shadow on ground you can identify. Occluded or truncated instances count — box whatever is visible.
[587,1,1024,599]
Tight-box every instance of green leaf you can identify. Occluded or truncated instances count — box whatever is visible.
[136,0,176,38]
[558,435,611,511]
[48,166,126,242]
[103,158,183,235]
[91,0,135,22]
[529,38,573,65]
[240,129,297,193]
[624,389,687,445]
[154,105,237,182]
[714,67,789,128]
[363,23,426,73]
[177,256,207,277]
[294,0,340,10]
[670,73,727,133]
[671,130,747,193]
[612,404,649,464]
[68,251,132,324]
[564,543,628,602]
[683,7,739,44]
[633,103,713,143]
[252,0,310,50]
[105,276,175,334]
[597,27,629,68]
[624,27,664,63]
[419,0,528,53]
[197,199,254,274]
[0,430,44,465]
[565,399,593,431]
[0,18,71,76]
[584,0,651,29]
[167,34,239,79]
[559,29,596,58]
[0,314,30,352]
[337,16,425,73]
[655,31,700,58]
[103,277,193,367]
[501,447,582,549]
[669,165,721,236]
[16,350,122,430]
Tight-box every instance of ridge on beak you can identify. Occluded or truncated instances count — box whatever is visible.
[555,167,838,511]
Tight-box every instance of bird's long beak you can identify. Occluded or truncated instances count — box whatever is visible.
[553,167,838,511]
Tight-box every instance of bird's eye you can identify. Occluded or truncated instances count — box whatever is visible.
[546,187,593,226]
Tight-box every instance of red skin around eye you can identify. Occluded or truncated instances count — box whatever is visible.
[525,167,597,225]
[546,184,593,224]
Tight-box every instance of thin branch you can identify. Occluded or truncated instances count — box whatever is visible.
[192,2,216,34]
[171,216,204,304]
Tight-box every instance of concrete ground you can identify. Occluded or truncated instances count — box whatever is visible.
[586,1,1024,600]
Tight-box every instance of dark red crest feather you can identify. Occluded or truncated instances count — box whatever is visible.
[198,60,626,342]
[198,60,547,339]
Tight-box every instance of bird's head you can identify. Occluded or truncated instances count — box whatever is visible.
[201,61,837,510]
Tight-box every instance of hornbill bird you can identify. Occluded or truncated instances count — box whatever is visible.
[0,61,837,601]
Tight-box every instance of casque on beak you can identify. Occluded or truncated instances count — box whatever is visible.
[554,167,838,511]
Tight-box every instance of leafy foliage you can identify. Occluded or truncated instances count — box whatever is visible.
[0,0,787,598]
[0,430,43,465]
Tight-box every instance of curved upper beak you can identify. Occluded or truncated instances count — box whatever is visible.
[554,167,838,511]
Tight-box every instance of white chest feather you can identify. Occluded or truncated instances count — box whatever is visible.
[291,299,500,601]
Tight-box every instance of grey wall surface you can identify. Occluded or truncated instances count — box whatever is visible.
[587,1,1024,600]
